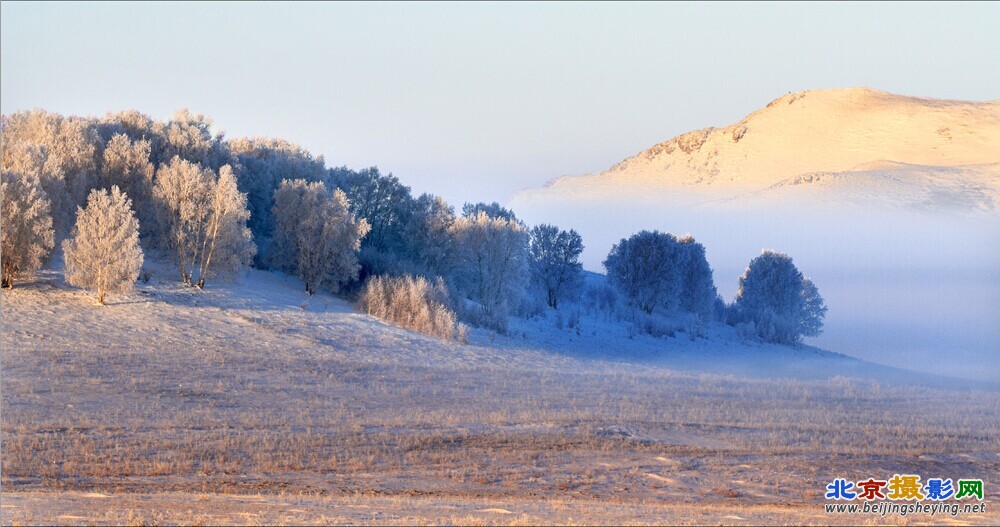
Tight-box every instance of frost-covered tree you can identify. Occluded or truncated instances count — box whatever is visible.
[153,157,213,280]
[99,134,155,231]
[229,137,326,239]
[798,278,827,339]
[529,224,584,309]
[450,211,529,324]
[405,193,457,277]
[329,166,414,275]
[63,186,143,304]
[1,110,101,233]
[152,157,255,287]
[271,179,370,294]
[603,230,683,314]
[675,235,718,318]
[194,165,256,287]
[96,110,167,162]
[159,110,231,170]
[461,201,519,223]
[733,249,827,344]
[1,171,55,288]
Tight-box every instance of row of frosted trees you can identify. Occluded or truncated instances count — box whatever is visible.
[1,109,826,344]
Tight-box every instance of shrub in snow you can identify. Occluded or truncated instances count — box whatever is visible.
[528,224,584,309]
[513,292,547,320]
[619,306,679,339]
[566,308,581,330]
[449,210,529,327]
[1,171,55,288]
[734,249,828,344]
[153,157,256,287]
[584,280,619,316]
[62,187,143,304]
[270,179,370,295]
[454,298,510,334]
[359,274,468,342]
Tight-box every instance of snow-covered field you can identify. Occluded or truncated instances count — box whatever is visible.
[3,263,999,524]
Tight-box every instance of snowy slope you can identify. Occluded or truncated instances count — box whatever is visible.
[514,87,1000,208]
[707,162,1000,213]
[2,260,984,388]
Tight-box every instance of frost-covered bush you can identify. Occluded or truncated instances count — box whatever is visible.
[449,210,529,326]
[270,179,370,294]
[618,305,679,339]
[454,299,510,334]
[359,274,468,342]
[62,187,143,304]
[584,280,619,315]
[1,171,55,288]
[514,292,547,320]
[733,249,828,344]
[153,157,256,287]
[566,308,581,330]
[528,224,584,309]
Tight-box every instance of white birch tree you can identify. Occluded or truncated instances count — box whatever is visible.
[152,157,255,287]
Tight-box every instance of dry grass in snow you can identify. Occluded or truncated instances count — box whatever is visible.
[2,264,998,525]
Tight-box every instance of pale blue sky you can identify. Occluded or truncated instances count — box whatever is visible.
[3,1,998,206]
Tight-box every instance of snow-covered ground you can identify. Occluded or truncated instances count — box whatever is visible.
[3,261,999,524]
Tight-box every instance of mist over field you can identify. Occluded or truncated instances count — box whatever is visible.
[511,87,1000,382]
[513,195,1000,381]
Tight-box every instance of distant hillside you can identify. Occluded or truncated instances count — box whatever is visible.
[514,88,1000,211]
